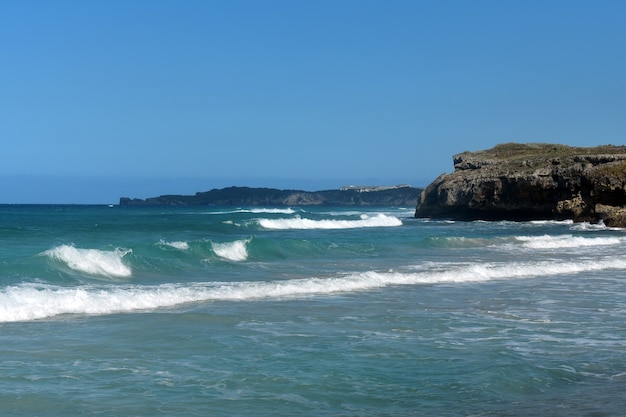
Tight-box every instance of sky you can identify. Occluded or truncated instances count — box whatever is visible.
[1,0,625,204]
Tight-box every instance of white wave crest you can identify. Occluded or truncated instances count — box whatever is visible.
[247,208,296,214]
[210,208,296,215]
[516,234,623,249]
[42,245,132,277]
[258,214,402,230]
[529,219,574,225]
[569,220,625,231]
[5,257,626,322]
[212,239,250,261]
[158,239,190,250]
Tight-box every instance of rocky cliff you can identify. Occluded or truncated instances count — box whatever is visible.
[414,143,626,227]
[120,185,420,207]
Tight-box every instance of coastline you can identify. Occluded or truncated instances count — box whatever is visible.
[119,185,421,207]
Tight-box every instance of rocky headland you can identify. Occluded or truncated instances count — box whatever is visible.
[414,143,626,227]
[120,185,420,207]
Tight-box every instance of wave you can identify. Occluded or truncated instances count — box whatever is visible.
[529,219,574,225]
[157,239,190,250]
[42,245,132,278]
[571,221,607,231]
[515,234,623,249]
[258,214,402,230]
[210,208,297,215]
[319,208,415,218]
[427,236,496,248]
[246,208,296,214]
[211,238,251,261]
[4,257,626,322]
[569,220,626,232]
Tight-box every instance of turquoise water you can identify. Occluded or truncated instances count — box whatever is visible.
[1,205,626,416]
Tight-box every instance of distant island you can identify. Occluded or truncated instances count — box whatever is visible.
[415,143,626,227]
[120,185,421,207]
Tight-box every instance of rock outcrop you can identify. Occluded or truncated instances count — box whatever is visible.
[120,185,420,207]
[415,143,626,227]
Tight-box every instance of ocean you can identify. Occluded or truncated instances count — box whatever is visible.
[1,204,625,416]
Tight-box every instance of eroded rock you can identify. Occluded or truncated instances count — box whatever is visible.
[415,143,626,226]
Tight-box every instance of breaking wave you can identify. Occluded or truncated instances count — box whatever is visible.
[516,234,623,249]
[4,256,626,322]
[42,245,132,278]
[258,214,402,230]
[210,208,297,215]
[158,239,190,250]
[211,239,251,261]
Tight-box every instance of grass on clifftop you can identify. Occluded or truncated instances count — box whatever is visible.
[461,143,626,161]
[595,161,626,178]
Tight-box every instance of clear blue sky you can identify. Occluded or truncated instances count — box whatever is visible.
[1,0,624,203]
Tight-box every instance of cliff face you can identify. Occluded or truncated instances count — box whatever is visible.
[415,143,626,227]
[120,185,421,207]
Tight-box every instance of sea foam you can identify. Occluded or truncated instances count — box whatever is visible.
[42,245,132,277]
[158,239,190,250]
[211,208,297,215]
[258,214,402,230]
[515,234,623,249]
[4,256,626,322]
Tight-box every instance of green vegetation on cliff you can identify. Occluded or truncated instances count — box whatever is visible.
[462,142,626,161]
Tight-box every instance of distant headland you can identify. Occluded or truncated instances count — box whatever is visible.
[119,185,421,207]
[415,143,626,227]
